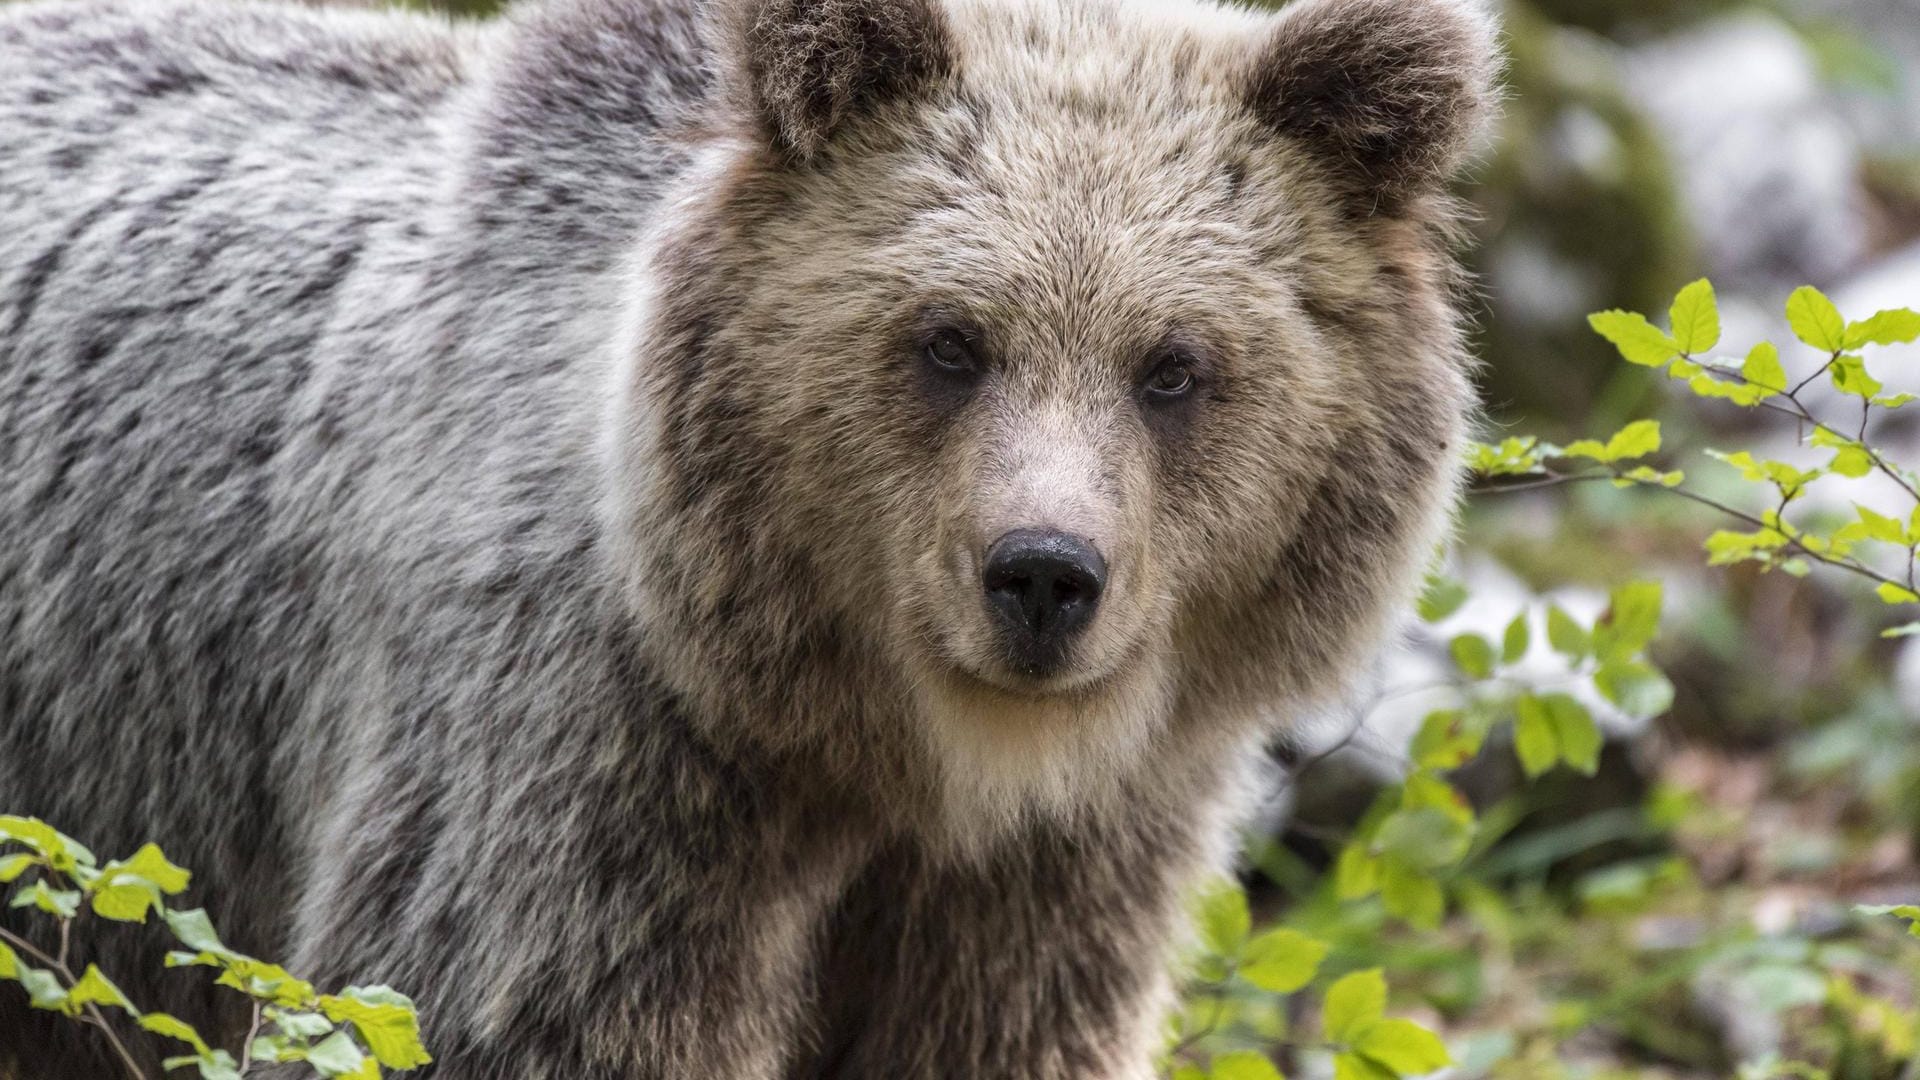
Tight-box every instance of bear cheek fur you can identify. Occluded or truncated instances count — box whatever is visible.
[1173,221,1476,732]
[608,163,928,813]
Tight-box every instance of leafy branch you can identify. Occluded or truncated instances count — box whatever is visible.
[0,816,432,1080]
[1470,279,1920,635]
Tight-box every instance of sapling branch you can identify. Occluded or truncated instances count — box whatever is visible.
[1476,467,1915,594]
[0,923,150,1080]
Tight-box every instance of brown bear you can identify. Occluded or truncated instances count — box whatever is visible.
[0,0,1496,1073]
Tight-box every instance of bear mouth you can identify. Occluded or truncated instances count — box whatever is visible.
[935,628,1150,700]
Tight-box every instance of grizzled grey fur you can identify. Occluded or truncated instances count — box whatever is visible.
[0,0,1498,1074]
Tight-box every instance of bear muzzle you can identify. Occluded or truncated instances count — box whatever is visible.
[980,528,1107,676]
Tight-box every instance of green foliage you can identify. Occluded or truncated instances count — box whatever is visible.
[0,816,430,1079]
[1491,280,1920,633]
[1169,569,1671,1075]
[1170,279,1920,1079]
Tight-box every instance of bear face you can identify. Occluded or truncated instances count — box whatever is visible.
[610,0,1495,836]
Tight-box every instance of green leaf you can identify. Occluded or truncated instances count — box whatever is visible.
[1855,904,1920,937]
[1334,845,1380,900]
[91,879,163,923]
[1545,605,1589,660]
[1448,634,1495,679]
[1332,1052,1395,1080]
[1622,466,1685,488]
[1380,860,1444,929]
[1831,354,1883,398]
[1594,660,1676,717]
[0,854,35,883]
[1855,505,1908,544]
[1600,581,1662,657]
[1194,880,1250,958]
[1669,279,1720,354]
[1409,710,1484,771]
[1845,308,1920,348]
[305,1030,368,1076]
[1588,310,1679,366]
[1542,693,1601,776]
[190,1050,242,1080]
[162,908,230,957]
[1323,969,1388,1043]
[106,843,190,895]
[1416,575,1467,623]
[1741,341,1786,395]
[247,1034,304,1065]
[1706,450,1819,498]
[1512,695,1559,777]
[140,1013,213,1057]
[1239,928,1328,994]
[18,966,74,1015]
[0,940,17,980]
[0,817,63,859]
[1500,613,1530,663]
[1402,771,1473,826]
[1876,582,1920,604]
[1465,437,1547,478]
[1375,808,1471,871]
[1609,419,1661,460]
[1705,527,1791,567]
[214,957,314,1007]
[1210,1050,1285,1080]
[1786,286,1846,351]
[1352,1018,1453,1074]
[1829,444,1874,478]
[1883,622,1920,639]
[1563,420,1662,465]
[165,950,224,969]
[69,964,137,1014]
[274,1010,336,1038]
[11,879,80,918]
[319,987,432,1069]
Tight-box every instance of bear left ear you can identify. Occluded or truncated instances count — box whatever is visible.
[717,0,955,161]
[1242,0,1498,209]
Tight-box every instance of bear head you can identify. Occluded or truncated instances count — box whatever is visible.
[609,0,1497,838]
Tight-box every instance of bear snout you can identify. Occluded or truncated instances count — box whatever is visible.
[980,528,1107,674]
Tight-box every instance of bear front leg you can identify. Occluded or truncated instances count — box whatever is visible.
[796,808,1217,1080]
[278,710,870,1079]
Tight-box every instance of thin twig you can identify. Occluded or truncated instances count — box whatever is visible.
[1166,974,1235,1060]
[237,999,264,1074]
[0,925,150,1080]
[0,925,61,971]
[1691,358,1920,505]
[84,1008,150,1080]
[1479,468,1912,593]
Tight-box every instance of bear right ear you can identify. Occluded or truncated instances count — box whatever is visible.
[716,0,955,162]
[1242,0,1498,210]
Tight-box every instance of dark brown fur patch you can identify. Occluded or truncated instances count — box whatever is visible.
[1244,0,1494,210]
[725,0,954,160]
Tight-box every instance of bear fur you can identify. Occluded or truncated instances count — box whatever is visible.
[0,0,1497,1074]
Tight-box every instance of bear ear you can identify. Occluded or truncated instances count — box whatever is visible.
[1242,0,1498,209]
[716,0,955,161]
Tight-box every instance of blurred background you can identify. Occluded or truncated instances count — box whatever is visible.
[1261,0,1920,1075]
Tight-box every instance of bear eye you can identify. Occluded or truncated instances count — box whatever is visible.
[1142,355,1197,401]
[923,328,978,374]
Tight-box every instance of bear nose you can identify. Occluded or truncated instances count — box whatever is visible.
[981,528,1106,670]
